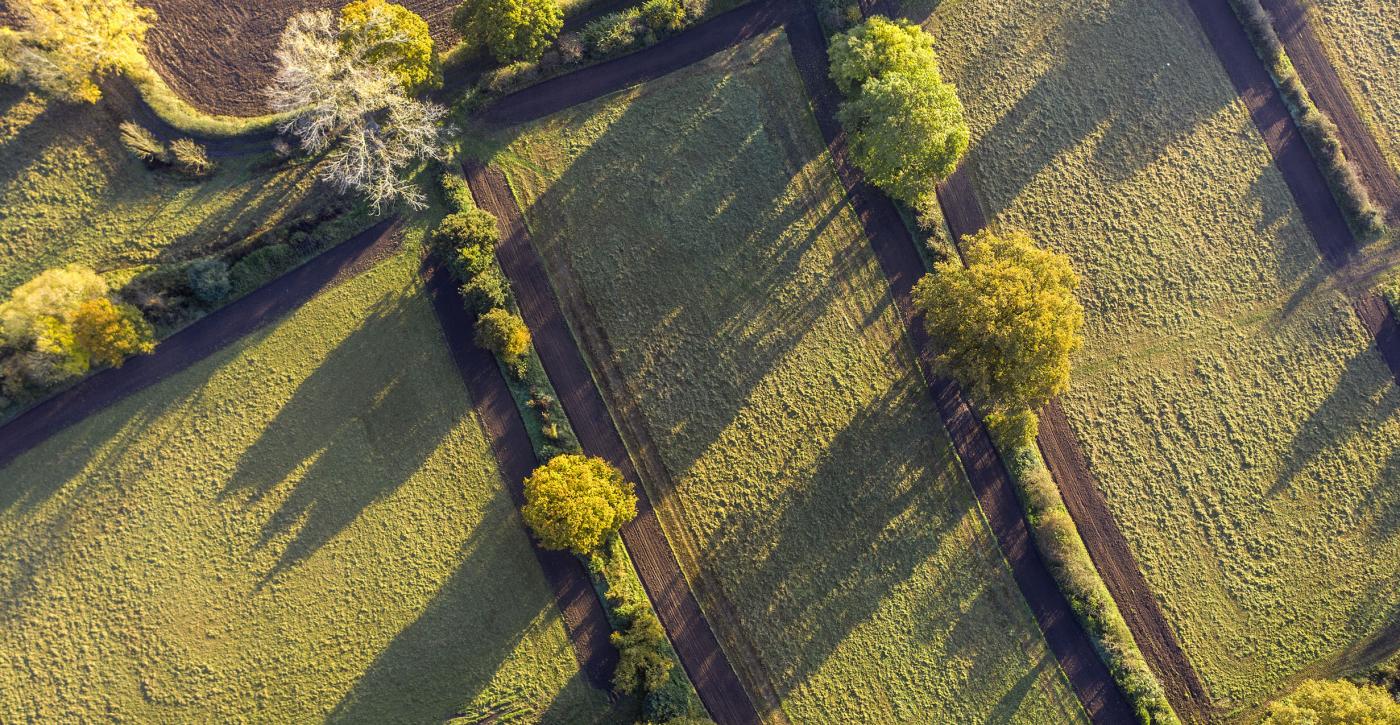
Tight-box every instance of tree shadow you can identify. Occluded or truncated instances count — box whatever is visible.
[221,290,459,584]
[328,486,600,724]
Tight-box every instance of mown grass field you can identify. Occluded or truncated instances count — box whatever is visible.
[1305,0,1400,177]
[0,242,611,722]
[490,31,1087,723]
[908,0,1400,713]
[0,85,325,297]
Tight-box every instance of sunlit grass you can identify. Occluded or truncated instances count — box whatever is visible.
[492,31,1086,723]
[0,244,611,722]
[912,0,1400,712]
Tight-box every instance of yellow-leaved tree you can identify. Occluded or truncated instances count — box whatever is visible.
[521,454,637,557]
[913,227,1084,446]
[0,0,155,103]
[1263,680,1400,725]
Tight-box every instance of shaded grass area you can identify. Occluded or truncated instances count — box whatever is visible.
[909,0,1400,712]
[489,31,1086,723]
[1304,0,1400,178]
[0,241,612,722]
[0,85,325,297]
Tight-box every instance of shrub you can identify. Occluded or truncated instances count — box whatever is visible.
[643,665,694,721]
[451,244,497,282]
[557,31,584,64]
[913,228,1083,447]
[169,138,214,177]
[521,453,637,556]
[581,10,641,58]
[612,606,673,694]
[640,0,686,33]
[475,308,531,362]
[453,0,562,63]
[71,297,155,368]
[460,266,509,313]
[482,60,541,94]
[439,169,476,212]
[186,258,231,304]
[119,121,166,164]
[229,244,296,296]
[433,208,500,258]
[1,348,79,397]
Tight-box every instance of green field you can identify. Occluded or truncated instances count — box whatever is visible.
[1306,0,1400,177]
[489,31,1086,722]
[909,0,1400,712]
[0,245,610,722]
[0,85,325,297]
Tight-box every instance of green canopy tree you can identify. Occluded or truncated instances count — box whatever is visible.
[453,0,562,63]
[521,454,637,556]
[913,228,1084,446]
[340,0,439,92]
[1263,680,1400,725]
[828,16,969,211]
[474,308,531,363]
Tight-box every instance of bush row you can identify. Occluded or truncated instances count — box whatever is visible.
[1227,0,1387,242]
[119,121,215,177]
[476,0,711,97]
[998,439,1180,725]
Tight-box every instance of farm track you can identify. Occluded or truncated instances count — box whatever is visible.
[421,257,619,692]
[462,160,764,725]
[1258,0,1400,223]
[0,217,402,471]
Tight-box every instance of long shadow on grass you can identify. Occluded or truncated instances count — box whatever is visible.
[328,486,598,724]
[221,291,458,584]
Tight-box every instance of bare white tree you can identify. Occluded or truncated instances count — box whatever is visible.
[267,10,448,212]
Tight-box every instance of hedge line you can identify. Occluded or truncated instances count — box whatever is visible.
[1227,0,1387,242]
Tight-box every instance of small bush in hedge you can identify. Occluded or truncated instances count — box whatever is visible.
[229,244,295,297]
[439,170,475,211]
[186,258,231,304]
[475,307,531,363]
[640,0,686,33]
[643,665,694,721]
[433,208,499,261]
[460,267,509,313]
[581,10,640,58]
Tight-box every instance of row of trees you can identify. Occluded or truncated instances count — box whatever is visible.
[0,265,156,402]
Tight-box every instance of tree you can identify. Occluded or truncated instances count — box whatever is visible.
[71,297,155,368]
[912,228,1084,446]
[340,0,439,93]
[829,16,969,209]
[268,9,448,212]
[475,308,530,362]
[0,0,155,103]
[521,454,637,556]
[0,264,108,344]
[453,0,562,63]
[611,608,673,694]
[1263,680,1400,725]
[828,15,938,95]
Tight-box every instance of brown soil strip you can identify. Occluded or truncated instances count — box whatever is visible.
[784,8,1138,723]
[1353,294,1400,386]
[463,160,762,725]
[1038,403,1214,722]
[1258,0,1400,223]
[420,255,618,691]
[0,217,402,471]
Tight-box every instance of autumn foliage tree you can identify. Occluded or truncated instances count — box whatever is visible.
[829,16,968,213]
[521,454,637,557]
[71,298,155,368]
[453,0,562,62]
[474,308,530,363]
[913,228,1084,446]
[340,0,439,92]
[1262,680,1400,725]
[0,0,155,103]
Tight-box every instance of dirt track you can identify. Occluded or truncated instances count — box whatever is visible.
[421,256,618,691]
[1259,0,1400,223]
[0,217,402,471]
[462,161,763,725]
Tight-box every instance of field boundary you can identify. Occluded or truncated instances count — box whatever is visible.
[1256,0,1400,223]
[420,256,619,692]
[462,160,764,725]
[0,218,402,472]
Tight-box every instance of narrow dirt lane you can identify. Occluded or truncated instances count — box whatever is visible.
[785,8,1138,724]
[0,218,401,472]
[1259,0,1400,223]
[463,161,762,725]
[421,257,618,692]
